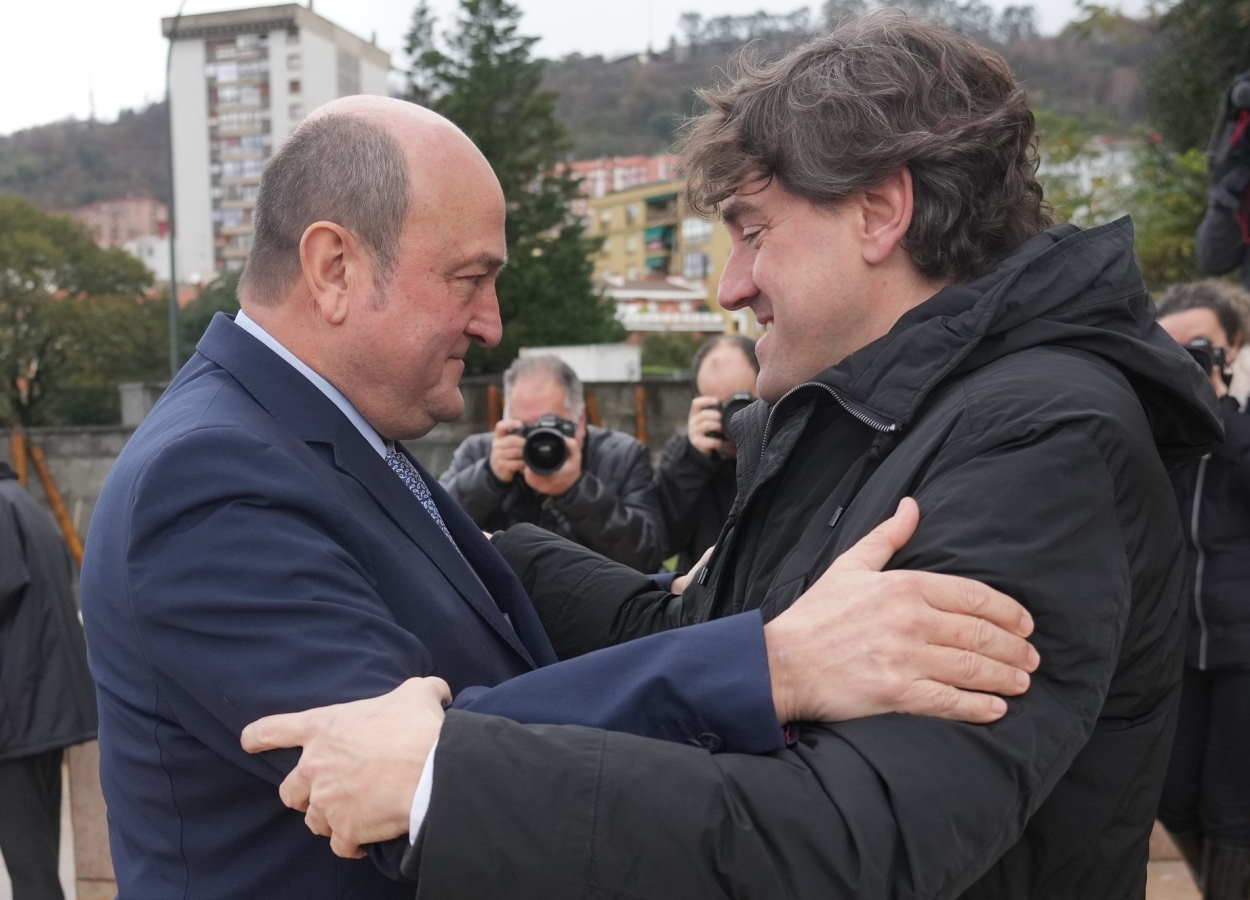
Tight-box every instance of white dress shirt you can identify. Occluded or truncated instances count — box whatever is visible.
[231,311,438,844]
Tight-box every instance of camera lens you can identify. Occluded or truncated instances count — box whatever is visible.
[523,429,569,475]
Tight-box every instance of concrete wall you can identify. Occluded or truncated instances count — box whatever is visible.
[6,376,697,538]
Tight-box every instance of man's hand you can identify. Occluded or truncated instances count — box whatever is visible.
[764,497,1039,725]
[523,435,582,496]
[240,677,450,859]
[670,544,716,594]
[1211,364,1230,398]
[489,418,526,483]
[687,396,725,457]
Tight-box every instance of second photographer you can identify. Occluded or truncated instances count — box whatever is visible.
[1156,280,1250,897]
[655,335,758,573]
[440,354,665,571]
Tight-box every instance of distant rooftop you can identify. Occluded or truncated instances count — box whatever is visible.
[161,3,389,69]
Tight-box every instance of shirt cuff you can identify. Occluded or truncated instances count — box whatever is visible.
[408,735,439,845]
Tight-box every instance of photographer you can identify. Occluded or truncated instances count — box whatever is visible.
[655,335,757,572]
[1196,70,1250,290]
[440,355,664,571]
[1157,280,1250,898]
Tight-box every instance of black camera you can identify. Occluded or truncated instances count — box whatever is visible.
[1185,337,1231,383]
[707,392,756,441]
[515,414,576,475]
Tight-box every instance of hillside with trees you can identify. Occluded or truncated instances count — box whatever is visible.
[0,2,1165,210]
[0,102,170,211]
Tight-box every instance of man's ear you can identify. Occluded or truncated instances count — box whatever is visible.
[299,221,361,325]
[859,167,914,266]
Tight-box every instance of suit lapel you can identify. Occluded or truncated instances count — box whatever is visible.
[195,313,535,668]
[335,436,537,667]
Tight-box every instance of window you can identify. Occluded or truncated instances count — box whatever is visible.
[682,217,713,244]
[289,79,301,95]
[287,52,301,72]
[683,251,710,279]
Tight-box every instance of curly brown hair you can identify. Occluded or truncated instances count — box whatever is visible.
[679,12,1053,283]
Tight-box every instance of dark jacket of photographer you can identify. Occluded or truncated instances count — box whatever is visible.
[408,219,1223,899]
[440,425,665,571]
[0,461,97,762]
[1195,163,1250,291]
[1172,394,1250,670]
[654,434,736,572]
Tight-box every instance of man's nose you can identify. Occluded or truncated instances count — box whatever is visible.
[717,249,757,311]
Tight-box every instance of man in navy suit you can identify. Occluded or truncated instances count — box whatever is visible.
[81,96,1036,897]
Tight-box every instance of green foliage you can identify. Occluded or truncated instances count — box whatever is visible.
[178,270,241,366]
[0,195,162,426]
[1120,144,1209,288]
[404,0,623,374]
[1145,0,1250,153]
[641,333,702,374]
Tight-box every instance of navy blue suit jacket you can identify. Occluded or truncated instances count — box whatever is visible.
[82,315,779,899]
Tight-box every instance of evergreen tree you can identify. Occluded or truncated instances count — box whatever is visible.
[1146,0,1250,153]
[404,0,623,374]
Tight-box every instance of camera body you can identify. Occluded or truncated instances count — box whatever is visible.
[514,414,577,475]
[707,392,756,441]
[1231,72,1250,111]
[1185,337,1231,384]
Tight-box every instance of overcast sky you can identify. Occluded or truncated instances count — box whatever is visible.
[1,0,1151,137]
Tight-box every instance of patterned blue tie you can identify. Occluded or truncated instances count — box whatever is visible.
[385,448,454,542]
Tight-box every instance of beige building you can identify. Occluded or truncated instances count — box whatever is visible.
[586,179,754,334]
[162,3,390,281]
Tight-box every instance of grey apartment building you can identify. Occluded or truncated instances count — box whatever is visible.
[162,3,390,281]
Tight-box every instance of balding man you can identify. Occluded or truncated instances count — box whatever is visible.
[81,97,1038,897]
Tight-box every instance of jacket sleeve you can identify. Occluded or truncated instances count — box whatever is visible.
[548,438,666,571]
[1196,165,1250,277]
[0,495,31,615]
[493,523,689,658]
[1213,396,1250,492]
[453,610,783,755]
[402,410,1147,899]
[437,433,507,526]
[654,432,720,557]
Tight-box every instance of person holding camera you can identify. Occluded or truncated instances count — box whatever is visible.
[1196,71,1250,291]
[1156,280,1250,898]
[440,354,665,571]
[654,335,758,573]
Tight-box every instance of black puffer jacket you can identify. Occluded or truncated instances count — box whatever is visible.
[654,433,736,572]
[407,219,1221,899]
[1173,394,1250,670]
[439,425,665,571]
[0,462,97,761]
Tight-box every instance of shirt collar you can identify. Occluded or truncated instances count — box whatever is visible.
[233,308,389,458]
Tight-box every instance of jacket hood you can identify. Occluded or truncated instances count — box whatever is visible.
[788,217,1222,462]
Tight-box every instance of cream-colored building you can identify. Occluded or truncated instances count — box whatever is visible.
[162,4,390,281]
[586,179,755,334]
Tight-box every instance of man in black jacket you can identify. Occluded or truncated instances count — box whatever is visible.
[1156,280,1250,897]
[0,461,97,899]
[243,14,1223,898]
[440,354,665,571]
[655,335,758,573]
[1195,71,1250,291]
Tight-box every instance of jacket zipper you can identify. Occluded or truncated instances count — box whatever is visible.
[697,384,898,589]
[760,381,898,453]
[1191,454,1211,670]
